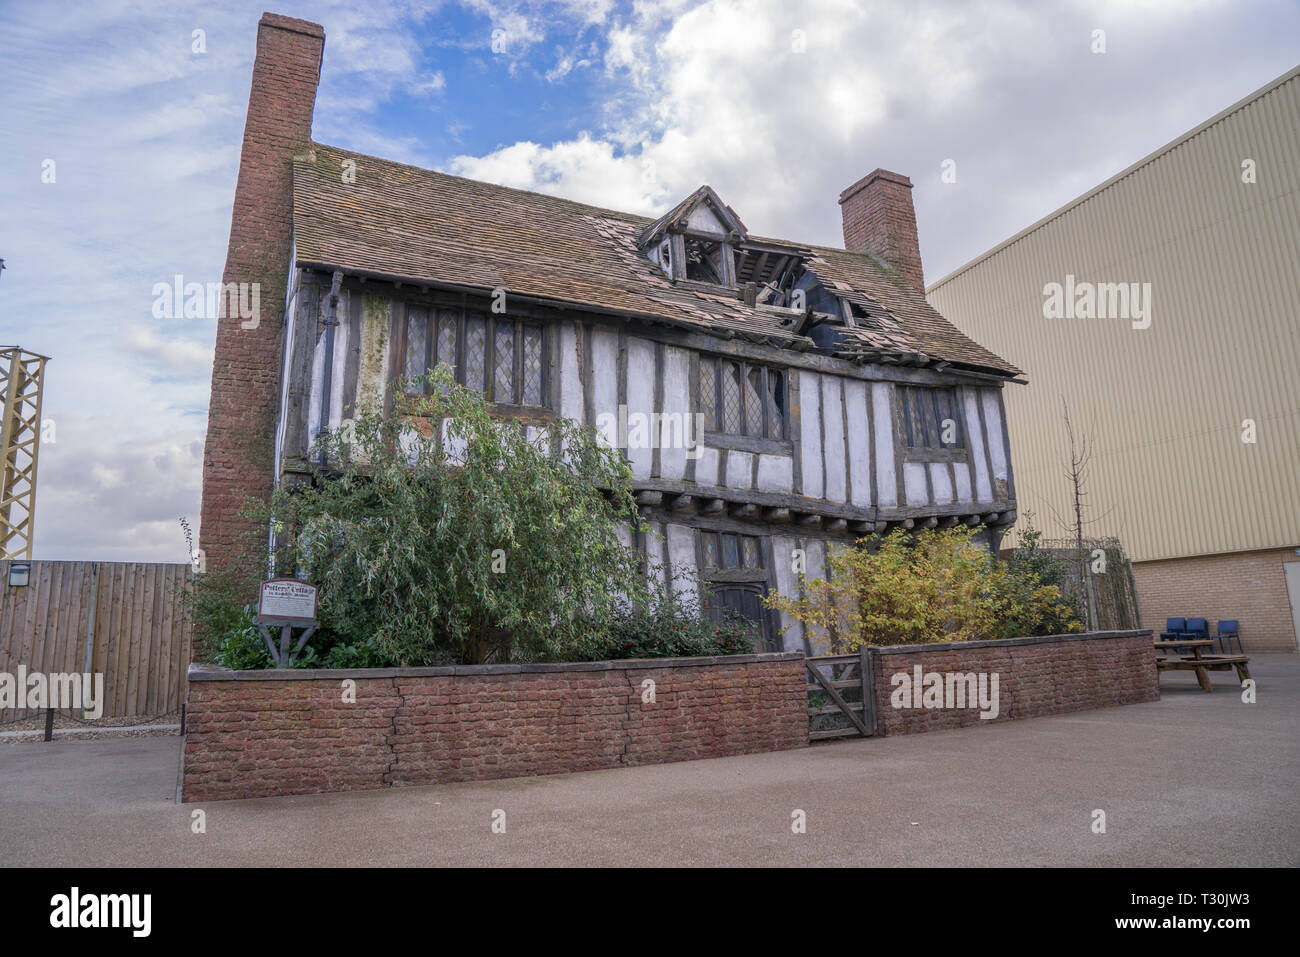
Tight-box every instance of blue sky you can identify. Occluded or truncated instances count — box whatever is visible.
[1,0,1298,561]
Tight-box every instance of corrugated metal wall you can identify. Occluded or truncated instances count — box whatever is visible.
[0,561,193,720]
[928,67,1300,563]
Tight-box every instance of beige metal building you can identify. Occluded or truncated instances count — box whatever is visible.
[928,65,1300,652]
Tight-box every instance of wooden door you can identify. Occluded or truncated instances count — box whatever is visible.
[706,582,777,652]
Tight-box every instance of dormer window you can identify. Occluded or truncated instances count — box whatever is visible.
[639,185,746,287]
[684,236,731,284]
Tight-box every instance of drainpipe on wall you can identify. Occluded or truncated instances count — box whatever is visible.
[316,271,344,468]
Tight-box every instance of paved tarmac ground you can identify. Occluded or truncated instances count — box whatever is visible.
[2,655,1296,867]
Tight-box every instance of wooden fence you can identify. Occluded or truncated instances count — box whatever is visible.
[0,560,193,721]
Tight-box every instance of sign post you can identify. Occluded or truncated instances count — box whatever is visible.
[254,578,319,667]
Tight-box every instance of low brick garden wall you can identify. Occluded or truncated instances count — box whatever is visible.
[868,630,1158,736]
[182,653,807,802]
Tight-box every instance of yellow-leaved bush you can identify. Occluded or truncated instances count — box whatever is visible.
[765,526,1082,652]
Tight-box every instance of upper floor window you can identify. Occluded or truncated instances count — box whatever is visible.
[700,531,766,572]
[398,305,546,408]
[900,385,963,450]
[698,356,786,440]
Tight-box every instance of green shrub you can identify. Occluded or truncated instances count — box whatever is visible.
[566,576,755,661]
[767,525,1082,651]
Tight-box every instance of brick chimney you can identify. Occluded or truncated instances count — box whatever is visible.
[199,14,324,575]
[838,168,924,293]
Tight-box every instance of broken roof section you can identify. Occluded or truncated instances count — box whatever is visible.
[291,142,1020,377]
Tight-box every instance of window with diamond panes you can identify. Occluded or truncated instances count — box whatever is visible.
[698,357,717,430]
[698,357,786,439]
[522,326,543,406]
[436,309,457,380]
[399,305,548,409]
[493,325,514,402]
[464,315,486,393]
[402,307,430,392]
[720,361,742,433]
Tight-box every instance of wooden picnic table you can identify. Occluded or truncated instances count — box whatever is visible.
[1154,639,1250,692]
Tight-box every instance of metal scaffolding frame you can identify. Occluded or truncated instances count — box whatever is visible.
[0,346,50,560]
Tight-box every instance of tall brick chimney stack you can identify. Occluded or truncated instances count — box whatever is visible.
[838,169,925,294]
[200,14,324,575]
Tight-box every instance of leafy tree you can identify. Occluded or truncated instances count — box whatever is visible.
[766,526,1081,652]
[245,367,654,665]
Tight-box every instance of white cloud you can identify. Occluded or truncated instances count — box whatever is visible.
[122,324,214,372]
[444,0,1300,269]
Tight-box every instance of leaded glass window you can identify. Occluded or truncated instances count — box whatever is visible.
[721,361,742,433]
[399,304,548,410]
[464,315,487,394]
[698,356,786,439]
[493,325,514,402]
[403,307,429,392]
[522,326,543,406]
[700,531,765,571]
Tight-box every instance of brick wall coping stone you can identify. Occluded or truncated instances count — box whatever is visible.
[870,629,1152,655]
[186,651,805,682]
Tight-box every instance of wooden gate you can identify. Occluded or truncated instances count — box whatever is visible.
[806,647,878,740]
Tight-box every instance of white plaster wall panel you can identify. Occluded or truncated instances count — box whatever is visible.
[306,331,325,444]
[954,461,973,503]
[591,327,620,454]
[328,294,349,432]
[696,446,720,487]
[725,450,754,489]
[803,539,829,654]
[964,390,993,502]
[685,204,726,236]
[771,535,804,652]
[799,370,823,498]
[843,378,872,507]
[665,523,699,605]
[821,376,847,504]
[659,345,691,481]
[756,454,793,493]
[559,321,583,423]
[524,425,550,457]
[643,522,666,605]
[624,336,656,480]
[440,416,467,464]
[872,383,897,507]
[929,463,954,504]
[981,388,1009,482]
[903,463,929,506]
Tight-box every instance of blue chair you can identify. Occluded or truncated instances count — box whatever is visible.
[1215,620,1242,654]
[1160,617,1187,640]
[1185,618,1210,642]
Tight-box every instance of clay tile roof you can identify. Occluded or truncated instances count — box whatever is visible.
[292,142,1020,377]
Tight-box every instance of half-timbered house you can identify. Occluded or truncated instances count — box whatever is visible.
[201,14,1024,655]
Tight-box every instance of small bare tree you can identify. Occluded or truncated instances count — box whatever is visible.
[1044,397,1116,630]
